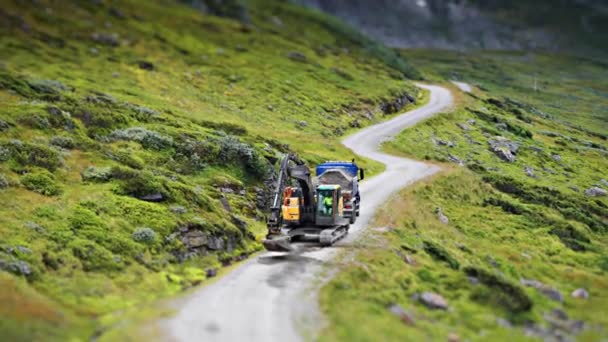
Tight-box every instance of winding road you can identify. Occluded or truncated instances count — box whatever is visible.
[162,84,453,341]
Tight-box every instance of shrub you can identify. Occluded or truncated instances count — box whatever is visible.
[0,146,10,162]
[0,173,8,189]
[2,140,62,171]
[109,127,173,150]
[81,166,113,182]
[50,136,75,149]
[423,240,460,270]
[20,170,62,196]
[132,227,157,244]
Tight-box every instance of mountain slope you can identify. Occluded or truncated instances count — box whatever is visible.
[0,1,420,340]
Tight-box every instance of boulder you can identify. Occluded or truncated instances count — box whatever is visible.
[571,288,589,299]
[521,278,563,302]
[419,292,448,310]
[488,136,519,162]
[286,51,307,63]
[184,230,208,248]
[524,166,536,178]
[206,268,218,278]
[584,187,607,197]
[207,236,224,250]
[551,154,562,162]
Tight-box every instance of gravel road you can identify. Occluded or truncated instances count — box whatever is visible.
[162,84,453,342]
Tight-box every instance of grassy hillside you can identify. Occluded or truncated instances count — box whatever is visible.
[321,51,608,341]
[0,0,419,340]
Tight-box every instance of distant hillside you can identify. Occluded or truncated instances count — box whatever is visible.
[293,0,608,55]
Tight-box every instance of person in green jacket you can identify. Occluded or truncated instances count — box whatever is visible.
[323,195,333,216]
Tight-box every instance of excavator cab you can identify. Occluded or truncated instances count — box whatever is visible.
[315,185,345,227]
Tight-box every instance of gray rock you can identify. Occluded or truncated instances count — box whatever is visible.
[436,207,449,225]
[551,154,562,162]
[238,190,246,196]
[569,185,580,192]
[0,260,32,276]
[521,278,563,302]
[0,119,10,131]
[220,196,232,212]
[207,236,224,250]
[447,154,464,166]
[206,268,218,278]
[600,179,608,187]
[220,187,235,194]
[456,123,472,131]
[529,146,543,153]
[184,230,208,248]
[297,120,308,128]
[138,192,165,202]
[495,122,508,130]
[524,166,536,178]
[91,32,119,46]
[419,292,448,310]
[585,187,607,197]
[467,119,476,125]
[388,303,415,325]
[25,221,45,233]
[571,288,589,299]
[434,138,454,147]
[170,205,187,214]
[488,136,519,162]
[287,51,307,62]
[231,215,248,231]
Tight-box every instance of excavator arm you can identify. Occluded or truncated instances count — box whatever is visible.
[267,154,315,232]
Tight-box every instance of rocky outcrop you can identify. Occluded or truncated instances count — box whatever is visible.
[488,136,519,162]
[380,93,415,115]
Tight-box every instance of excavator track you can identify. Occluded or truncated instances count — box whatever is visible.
[319,225,349,247]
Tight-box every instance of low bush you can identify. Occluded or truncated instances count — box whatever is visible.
[50,136,75,149]
[132,227,157,244]
[81,166,113,183]
[2,140,62,171]
[20,170,62,196]
[109,127,174,150]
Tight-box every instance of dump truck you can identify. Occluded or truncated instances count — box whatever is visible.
[263,154,364,252]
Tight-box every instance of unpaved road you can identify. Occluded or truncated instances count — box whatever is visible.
[162,84,453,342]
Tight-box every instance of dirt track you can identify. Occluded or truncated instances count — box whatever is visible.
[162,84,453,341]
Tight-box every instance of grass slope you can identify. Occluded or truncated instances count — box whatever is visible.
[0,0,419,339]
[321,51,608,341]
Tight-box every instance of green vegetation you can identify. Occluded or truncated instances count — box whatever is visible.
[0,0,419,339]
[321,51,608,341]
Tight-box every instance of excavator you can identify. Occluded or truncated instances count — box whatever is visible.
[263,154,364,252]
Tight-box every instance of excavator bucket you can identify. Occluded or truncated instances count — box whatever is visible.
[263,235,293,252]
